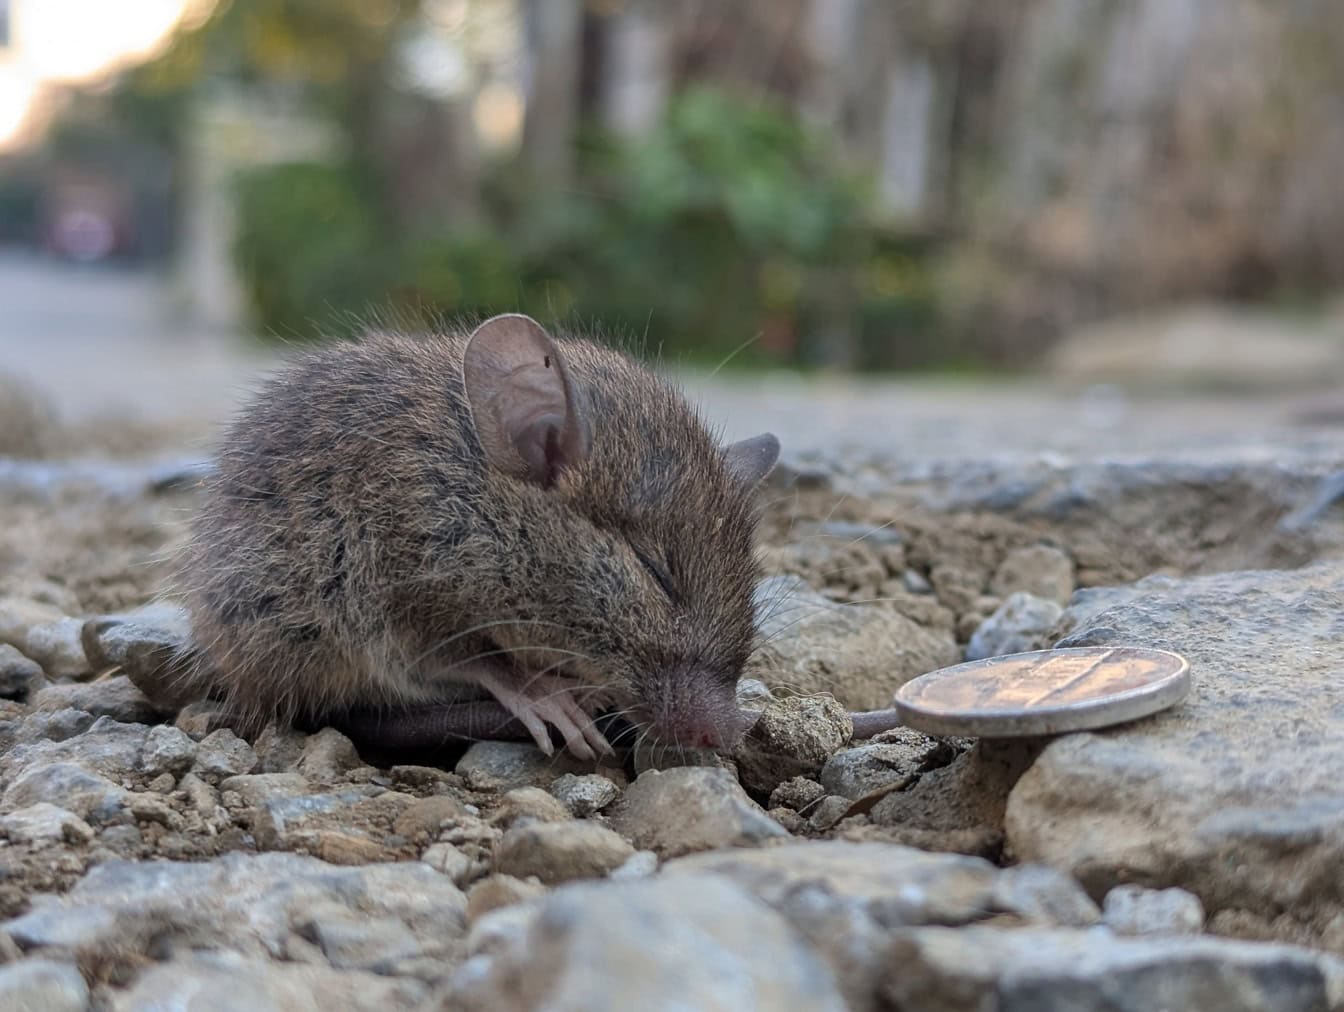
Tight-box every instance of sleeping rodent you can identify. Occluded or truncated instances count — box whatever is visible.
[174,314,786,759]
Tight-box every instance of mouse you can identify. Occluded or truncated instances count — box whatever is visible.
[173,314,787,760]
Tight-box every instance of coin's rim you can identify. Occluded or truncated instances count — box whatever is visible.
[893,645,1192,738]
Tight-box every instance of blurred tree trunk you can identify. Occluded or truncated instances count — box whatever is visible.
[597,0,672,137]
[520,0,583,185]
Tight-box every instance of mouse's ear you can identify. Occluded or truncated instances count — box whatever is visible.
[463,314,591,487]
[723,433,780,490]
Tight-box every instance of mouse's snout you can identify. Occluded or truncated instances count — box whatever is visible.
[644,671,755,752]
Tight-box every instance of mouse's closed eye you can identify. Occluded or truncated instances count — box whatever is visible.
[635,549,676,602]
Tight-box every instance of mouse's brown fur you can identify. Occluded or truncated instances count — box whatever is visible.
[174,316,778,755]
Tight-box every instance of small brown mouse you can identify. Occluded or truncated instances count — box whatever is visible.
[175,314,786,759]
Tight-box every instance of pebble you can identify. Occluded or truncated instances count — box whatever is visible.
[990,864,1101,927]
[494,821,635,885]
[296,727,363,783]
[421,842,476,884]
[192,729,257,778]
[449,875,848,1011]
[807,795,853,832]
[819,741,928,800]
[0,958,90,1012]
[548,773,620,817]
[2,762,128,823]
[454,741,593,792]
[490,787,572,827]
[217,772,310,808]
[609,850,659,881]
[465,874,549,924]
[991,544,1075,603]
[608,767,786,858]
[1102,884,1205,935]
[0,802,94,845]
[0,643,44,700]
[769,776,827,812]
[394,795,472,840]
[140,723,198,776]
[733,694,852,796]
[965,591,1063,661]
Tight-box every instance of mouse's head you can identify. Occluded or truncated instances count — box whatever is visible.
[462,314,778,752]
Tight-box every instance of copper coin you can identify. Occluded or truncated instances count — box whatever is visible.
[894,646,1191,737]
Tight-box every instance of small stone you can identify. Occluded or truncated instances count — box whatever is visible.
[736,677,775,710]
[217,772,310,807]
[734,695,853,796]
[965,592,1063,661]
[79,606,197,709]
[609,850,659,880]
[465,874,549,924]
[491,786,573,827]
[296,727,362,783]
[820,741,930,800]
[422,842,476,884]
[807,795,852,832]
[2,762,127,823]
[34,676,166,724]
[126,793,183,830]
[17,617,88,678]
[0,958,90,1012]
[390,764,462,790]
[141,724,198,776]
[192,729,257,778]
[991,864,1101,927]
[0,643,44,700]
[609,767,786,859]
[455,741,592,791]
[0,802,94,845]
[1103,884,1205,936]
[991,544,1075,603]
[902,569,933,594]
[494,821,635,885]
[929,564,983,615]
[769,776,827,812]
[300,912,426,971]
[252,725,309,773]
[548,773,620,817]
[146,772,176,794]
[394,795,472,840]
[315,830,390,866]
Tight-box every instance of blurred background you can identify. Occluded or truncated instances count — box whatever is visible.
[2,0,1344,458]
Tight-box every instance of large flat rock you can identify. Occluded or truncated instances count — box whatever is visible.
[1006,561,1344,927]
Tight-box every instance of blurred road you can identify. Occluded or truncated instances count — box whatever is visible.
[2,252,1343,468]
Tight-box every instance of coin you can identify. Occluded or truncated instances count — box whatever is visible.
[893,646,1191,737]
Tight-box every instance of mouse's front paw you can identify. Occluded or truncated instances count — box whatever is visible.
[476,670,612,760]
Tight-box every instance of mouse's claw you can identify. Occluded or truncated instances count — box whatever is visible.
[476,670,611,760]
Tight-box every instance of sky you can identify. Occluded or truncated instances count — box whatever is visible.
[0,0,192,149]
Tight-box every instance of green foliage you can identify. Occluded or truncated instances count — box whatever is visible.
[232,162,389,338]
[231,87,942,365]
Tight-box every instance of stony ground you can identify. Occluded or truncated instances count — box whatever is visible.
[4,257,1344,1009]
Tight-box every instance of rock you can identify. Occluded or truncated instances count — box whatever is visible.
[465,874,549,924]
[1,714,148,782]
[490,787,572,827]
[0,802,94,845]
[192,729,257,778]
[735,677,775,710]
[769,776,827,812]
[548,773,620,817]
[448,875,848,1011]
[110,950,424,1011]
[819,739,936,800]
[990,865,1101,928]
[882,925,1344,1012]
[218,772,311,808]
[965,592,1063,661]
[298,910,427,971]
[1103,884,1205,936]
[610,850,659,880]
[0,600,88,678]
[32,677,163,724]
[807,795,852,831]
[2,763,128,823]
[455,741,594,791]
[252,725,309,773]
[0,644,44,700]
[991,544,1075,603]
[751,575,959,711]
[248,787,384,851]
[0,958,89,1012]
[296,727,363,783]
[609,767,786,858]
[4,852,466,978]
[494,821,635,885]
[79,605,197,709]
[422,842,475,884]
[394,795,471,840]
[663,841,999,1011]
[902,569,933,594]
[733,694,851,796]
[1006,562,1344,921]
[140,724,198,776]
